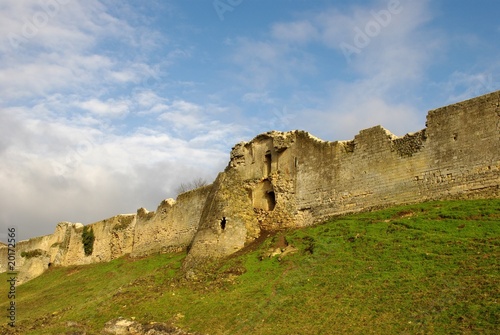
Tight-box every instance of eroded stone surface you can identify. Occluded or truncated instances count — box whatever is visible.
[185,91,500,267]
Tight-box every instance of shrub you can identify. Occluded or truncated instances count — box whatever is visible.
[82,226,95,256]
[20,249,43,259]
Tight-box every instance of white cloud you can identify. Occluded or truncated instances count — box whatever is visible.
[168,100,202,114]
[242,91,275,105]
[0,102,231,241]
[0,0,121,53]
[271,20,318,44]
[226,0,436,140]
[298,83,423,140]
[306,0,436,82]
[158,100,204,131]
[0,0,169,102]
[229,38,316,90]
[78,98,130,117]
[157,100,250,147]
[434,71,500,104]
[135,91,167,108]
[0,1,237,241]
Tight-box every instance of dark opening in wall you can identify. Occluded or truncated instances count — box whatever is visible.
[265,152,272,176]
[247,188,253,201]
[253,179,276,211]
[250,146,255,163]
[220,217,227,230]
[266,191,276,211]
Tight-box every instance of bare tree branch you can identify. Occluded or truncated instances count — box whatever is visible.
[176,177,208,194]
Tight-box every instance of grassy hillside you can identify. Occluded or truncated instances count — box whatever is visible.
[1,199,499,334]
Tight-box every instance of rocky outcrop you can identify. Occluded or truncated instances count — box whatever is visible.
[103,317,203,335]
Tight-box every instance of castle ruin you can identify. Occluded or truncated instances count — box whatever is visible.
[1,90,499,283]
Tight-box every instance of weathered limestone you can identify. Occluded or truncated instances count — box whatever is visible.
[131,185,212,257]
[184,90,500,267]
[1,90,499,283]
[0,183,213,283]
[0,222,84,283]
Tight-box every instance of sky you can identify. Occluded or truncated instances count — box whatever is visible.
[1,0,499,242]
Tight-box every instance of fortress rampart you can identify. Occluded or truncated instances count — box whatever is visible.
[1,91,499,282]
[0,186,212,283]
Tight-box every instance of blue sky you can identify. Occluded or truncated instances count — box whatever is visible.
[1,0,499,242]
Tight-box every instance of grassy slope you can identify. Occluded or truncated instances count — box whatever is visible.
[1,199,499,334]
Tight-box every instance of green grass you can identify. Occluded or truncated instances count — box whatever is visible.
[1,199,499,334]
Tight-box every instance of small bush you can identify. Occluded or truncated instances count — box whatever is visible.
[20,249,43,259]
[82,226,95,256]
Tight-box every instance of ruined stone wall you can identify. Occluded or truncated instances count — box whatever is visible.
[0,244,6,274]
[3,235,55,284]
[1,90,499,282]
[293,127,429,222]
[295,91,499,224]
[57,214,137,266]
[2,215,137,284]
[185,90,500,267]
[0,222,83,284]
[131,185,212,257]
[418,94,500,198]
[183,133,303,270]
[182,171,258,270]
[0,183,215,283]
